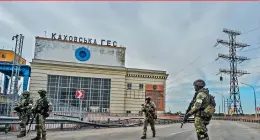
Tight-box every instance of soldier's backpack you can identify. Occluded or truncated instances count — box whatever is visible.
[203,94,216,116]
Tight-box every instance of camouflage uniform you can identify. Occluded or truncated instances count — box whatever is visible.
[184,79,211,140]
[14,91,33,138]
[31,90,52,140]
[141,97,156,139]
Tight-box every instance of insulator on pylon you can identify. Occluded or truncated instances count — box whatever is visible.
[220,76,223,81]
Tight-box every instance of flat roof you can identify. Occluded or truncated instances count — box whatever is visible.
[126,68,167,74]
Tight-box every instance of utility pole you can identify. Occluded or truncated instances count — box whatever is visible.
[215,28,250,115]
[225,99,231,115]
[6,34,24,116]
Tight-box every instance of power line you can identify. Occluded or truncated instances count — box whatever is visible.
[242,45,260,52]
[170,56,201,78]
[166,59,217,90]
[242,27,260,35]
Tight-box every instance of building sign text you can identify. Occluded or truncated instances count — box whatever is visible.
[51,33,117,47]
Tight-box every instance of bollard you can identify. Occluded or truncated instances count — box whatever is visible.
[60,123,64,131]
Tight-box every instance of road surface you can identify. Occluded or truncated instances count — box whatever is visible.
[1,121,259,140]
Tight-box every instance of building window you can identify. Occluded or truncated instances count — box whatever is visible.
[1,54,6,59]
[139,84,144,89]
[47,75,111,113]
[126,111,131,114]
[127,83,132,89]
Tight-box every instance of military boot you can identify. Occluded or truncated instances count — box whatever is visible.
[42,133,46,140]
[141,135,146,139]
[17,131,26,138]
[152,132,156,137]
[31,134,41,140]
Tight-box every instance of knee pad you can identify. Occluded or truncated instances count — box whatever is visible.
[198,132,209,139]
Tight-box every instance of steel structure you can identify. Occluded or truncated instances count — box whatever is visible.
[6,34,24,116]
[214,28,250,115]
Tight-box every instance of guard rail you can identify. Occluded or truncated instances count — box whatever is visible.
[212,117,260,123]
[0,116,184,133]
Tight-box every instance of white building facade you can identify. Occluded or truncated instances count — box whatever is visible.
[29,37,168,115]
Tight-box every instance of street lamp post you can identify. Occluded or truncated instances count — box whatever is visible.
[215,92,225,115]
[240,82,257,119]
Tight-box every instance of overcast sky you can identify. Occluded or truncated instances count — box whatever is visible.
[0,2,260,114]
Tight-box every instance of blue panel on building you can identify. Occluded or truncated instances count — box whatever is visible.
[0,63,31,94]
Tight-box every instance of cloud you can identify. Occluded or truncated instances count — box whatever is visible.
[0,2,260,113]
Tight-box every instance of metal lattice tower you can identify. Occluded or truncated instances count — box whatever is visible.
[6,34,24,116]
[214,28,250,115]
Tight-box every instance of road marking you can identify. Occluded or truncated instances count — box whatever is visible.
[170,129,194,136]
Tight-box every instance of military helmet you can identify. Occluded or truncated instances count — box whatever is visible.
[38,89,47,95]
[145,96,151,101]
[22,91,30,96]
[193,79,206,87]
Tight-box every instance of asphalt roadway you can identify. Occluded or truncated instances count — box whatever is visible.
[1,120,260,140]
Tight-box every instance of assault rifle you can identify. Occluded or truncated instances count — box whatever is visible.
[141,104,156,119]
[180,92,198,128]
[27,112,36,134]
[27,103,39,134]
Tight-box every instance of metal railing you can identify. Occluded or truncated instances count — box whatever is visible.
[0,116,184,133]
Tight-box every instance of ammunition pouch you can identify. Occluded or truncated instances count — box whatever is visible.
[197,109,212,123]
[14,106,21,112]
[153,114,157,120]
[42,107,50,117]
[203,105,216,116]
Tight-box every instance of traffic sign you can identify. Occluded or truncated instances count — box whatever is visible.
[76,90,84,99]
[256,107,260,111]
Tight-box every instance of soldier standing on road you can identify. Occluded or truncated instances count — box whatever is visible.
[141,96,157,139]
[31,90,52,140]
[14,91,33,138]
[183,79,216,140]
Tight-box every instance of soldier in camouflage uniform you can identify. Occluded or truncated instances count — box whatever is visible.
[14,91,33,138]
[141,97,156,139]
[183,79,213,140]
[31,90,52,140]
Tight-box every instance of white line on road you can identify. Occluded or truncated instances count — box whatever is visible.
[170,129,194,136]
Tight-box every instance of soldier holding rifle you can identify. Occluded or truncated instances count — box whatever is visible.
[181,79,216,140]
[141,96,157,139]
[14,91,33,138]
